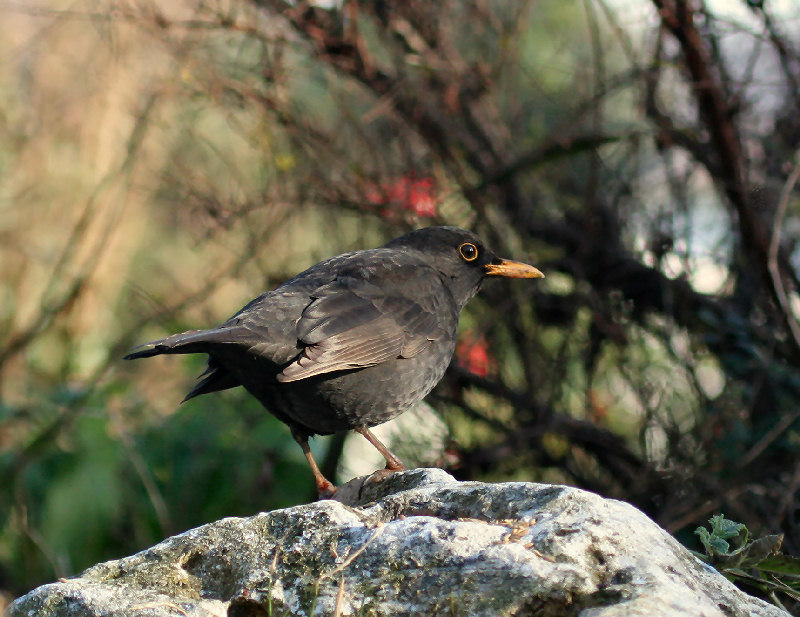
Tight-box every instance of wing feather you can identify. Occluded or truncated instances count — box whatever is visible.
[277,268,447,383]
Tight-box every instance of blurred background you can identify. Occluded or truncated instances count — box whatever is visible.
[2,0,800,608]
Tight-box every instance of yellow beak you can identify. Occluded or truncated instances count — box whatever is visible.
[483,259,544,279]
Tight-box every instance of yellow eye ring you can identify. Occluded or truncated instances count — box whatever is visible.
[459,242,479,262]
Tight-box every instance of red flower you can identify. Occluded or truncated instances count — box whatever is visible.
[365,176,438,218]
[456,333,493,377]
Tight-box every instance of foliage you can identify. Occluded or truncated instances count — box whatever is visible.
[696,514,748,557]
[695,515,800,609]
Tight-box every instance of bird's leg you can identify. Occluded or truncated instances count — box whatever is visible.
[355,426,405,471]
[292,429,337,499]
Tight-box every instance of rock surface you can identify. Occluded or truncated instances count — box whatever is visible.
[9,469,790,617]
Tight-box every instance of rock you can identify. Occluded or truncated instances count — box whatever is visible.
[9,469,790,617]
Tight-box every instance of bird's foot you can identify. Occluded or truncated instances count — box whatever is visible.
[317,480,338,500]
[354,426,407,471]
[384,459,405,472]
[364,467,400,486]
[292,428,339,500]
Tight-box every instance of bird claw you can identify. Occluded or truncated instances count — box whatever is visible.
[365,467,400,486]
[317,481,338,500]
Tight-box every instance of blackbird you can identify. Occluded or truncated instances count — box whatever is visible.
[125,226,543,497]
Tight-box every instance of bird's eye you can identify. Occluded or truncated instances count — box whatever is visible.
[459,242,478,262]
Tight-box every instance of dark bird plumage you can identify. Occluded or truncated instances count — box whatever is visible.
[125,226,543,497]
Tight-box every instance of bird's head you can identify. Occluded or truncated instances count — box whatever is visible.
[383,226,544,309]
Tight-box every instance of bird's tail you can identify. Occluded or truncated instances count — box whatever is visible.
[124,327,247,402]
[123,328,238,360]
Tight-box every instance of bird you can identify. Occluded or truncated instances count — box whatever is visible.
[124,226,543,497]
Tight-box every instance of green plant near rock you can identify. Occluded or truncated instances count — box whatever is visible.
[694,515,800,610]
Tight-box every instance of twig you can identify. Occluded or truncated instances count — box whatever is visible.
[767,155,800,352]
[0,93,158,371]
[111,412,173,534]
[319,523,384,582]
[332,575,346,617]
[777,457,800,524]
[739,409,800,469]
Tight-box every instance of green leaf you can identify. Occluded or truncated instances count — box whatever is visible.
[695,515,751,559]
[715,534,784,568]
[756,554,800,576]
[695,522,731,554]
[708,514,746,540]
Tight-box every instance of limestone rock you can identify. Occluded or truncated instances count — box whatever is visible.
[9,469,790,617]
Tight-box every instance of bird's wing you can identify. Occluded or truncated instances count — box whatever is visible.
[276,268,449,383]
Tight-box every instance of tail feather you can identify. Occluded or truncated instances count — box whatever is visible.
[125,328,246,401]
[123,327,243,360]
[182,364,241,402]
